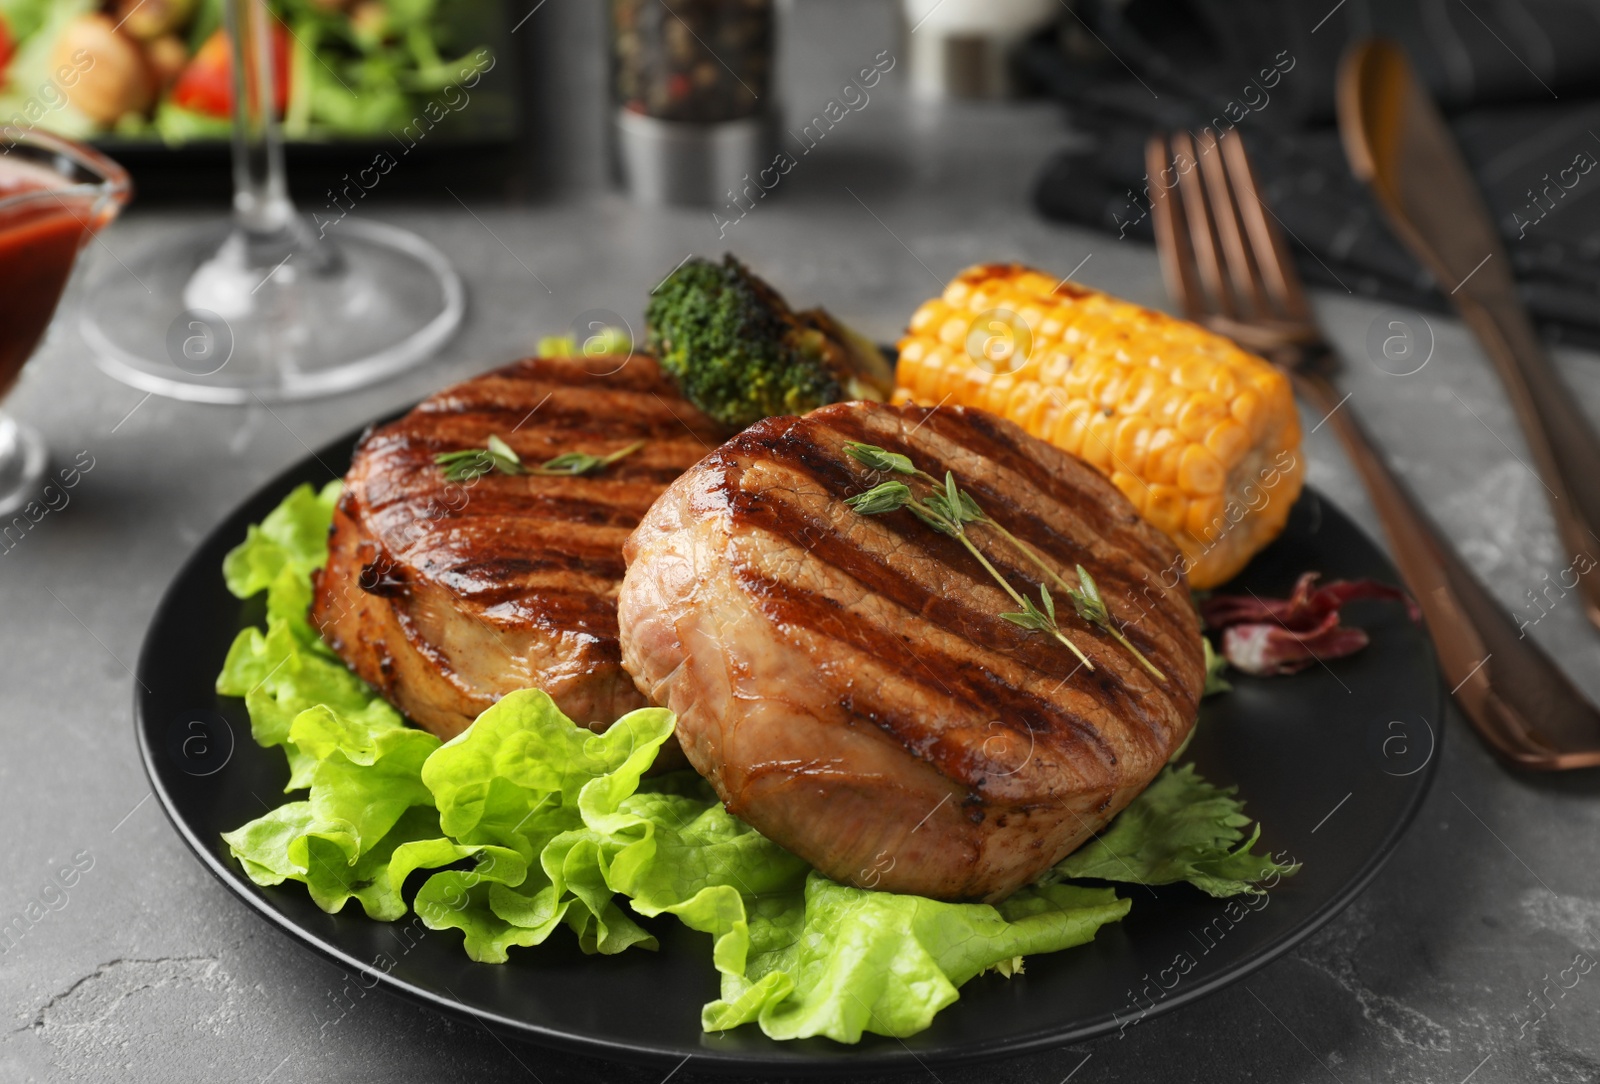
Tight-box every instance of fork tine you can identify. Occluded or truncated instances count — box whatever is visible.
[1196,134,1271,322]
[1145,134,1206,322]
[1168,131,1236,321]
[1220,134,1313,323]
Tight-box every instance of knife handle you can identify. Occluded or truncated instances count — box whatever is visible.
[1454,293,1600,631]
[1294,368,1600,769]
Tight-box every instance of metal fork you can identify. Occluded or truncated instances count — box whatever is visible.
[1147,129,1600,771]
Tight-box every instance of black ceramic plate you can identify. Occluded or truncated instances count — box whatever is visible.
[135,422,1443,1075]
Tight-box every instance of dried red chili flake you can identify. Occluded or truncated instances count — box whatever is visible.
[1200,573,1419,676]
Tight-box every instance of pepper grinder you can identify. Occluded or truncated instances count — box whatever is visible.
[610,0,776,206]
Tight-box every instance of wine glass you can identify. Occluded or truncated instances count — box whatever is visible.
[0,130,130,515]
[79,0,464,404]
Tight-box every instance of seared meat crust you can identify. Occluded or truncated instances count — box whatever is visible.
[618,401,1204,902]
[312,354,724,743]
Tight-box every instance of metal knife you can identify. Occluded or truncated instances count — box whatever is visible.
[1337,39,1600,631]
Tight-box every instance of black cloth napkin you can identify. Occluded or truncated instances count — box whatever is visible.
[1024,0,1600,349]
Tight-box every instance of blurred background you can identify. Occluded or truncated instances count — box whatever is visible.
[7,0,1597,342]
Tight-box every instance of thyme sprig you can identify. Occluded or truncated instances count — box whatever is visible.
[842,441,1167,681]
[844,461,1093,671]
[435,435,645,483]
[1061,563,1166,681]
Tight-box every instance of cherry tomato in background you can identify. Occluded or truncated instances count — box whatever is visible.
[0,15,16,87]
[171,25,290,119]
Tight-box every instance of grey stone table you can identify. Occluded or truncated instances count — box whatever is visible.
[5,2,1600,1081]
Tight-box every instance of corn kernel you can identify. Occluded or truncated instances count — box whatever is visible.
[1145,427,1183,484]
[1207,366,1239,400]
[1053,400,1094,456]
[1038,346,1074,385]
[1118,368,1161,415]
[1080,410,1117,471]
[1178,443,1225,495]
[1112,471,1148,508]
[1230,388,1263,437]
[1176,392,1229,442]
[909,300,948,336]
[1172,356,1214,390]
[1009,383,1045,430]
[1144,484,1187,535]
[1110,415,1152,474]
[939,313,970,348]
[1016,270,1056,295]
[1152,384,1189,423]
[1184,494,1226,542]
[984,372,1017,414]
[909,345,949,399]
[959,363,990,403]
[1204,419,1251,467]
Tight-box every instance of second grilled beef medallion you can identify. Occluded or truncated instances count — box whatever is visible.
[312,354,725,744]
[618,400,1205,903]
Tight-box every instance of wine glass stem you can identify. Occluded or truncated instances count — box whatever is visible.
[225,0,295,239]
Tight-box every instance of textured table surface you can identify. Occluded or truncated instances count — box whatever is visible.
[5,3,1600,1082]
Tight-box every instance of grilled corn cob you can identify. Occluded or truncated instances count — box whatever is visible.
[894,263,1303,589]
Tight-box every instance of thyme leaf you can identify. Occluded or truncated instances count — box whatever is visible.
[843,441,916,475]
[840,446,1092,672]
[845,481,913,515]
[435,437,645,482]
[837,443,1168,682]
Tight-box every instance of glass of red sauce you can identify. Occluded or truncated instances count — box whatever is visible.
[0,130,129,514]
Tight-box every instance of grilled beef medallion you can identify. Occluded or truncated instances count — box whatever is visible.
[312,355,725,743]
[618,400,1205,902]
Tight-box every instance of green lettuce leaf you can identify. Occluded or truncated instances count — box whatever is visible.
[1045,762,1299,897]
[550,767,810,975]
[222,481,341,598]
[525,727,1128,1043]
[698,876,1130,1042]
[397,689,678,961]
[215,480,402,789]
[1203,637,1233,696]
[221,702,441,921]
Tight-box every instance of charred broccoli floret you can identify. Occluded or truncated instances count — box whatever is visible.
[644,255,894,430]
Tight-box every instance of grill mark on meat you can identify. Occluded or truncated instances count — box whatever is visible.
[721,438,1090,678]
[415,407,704,443]
[729,562,1121,787]
[313,354,722,742]
[434,552,628,587]
[713,417,1176,779]
[821,405,1198,673]
[843,406,1171,583]
[411,391,723,440]
[926,408,1182,577]
[367,489,652,532]
[419,363,691,406]
[362,451,691,494]
[812,406,1186,745]
[476,585,621,631]
[359,555,409,598]
[408,528,626,569]
[719,414,1188,706]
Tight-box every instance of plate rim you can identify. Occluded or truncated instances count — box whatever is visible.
[134,418,1445,1074]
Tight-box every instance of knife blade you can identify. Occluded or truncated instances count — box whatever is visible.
[1337,38,1600,632]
